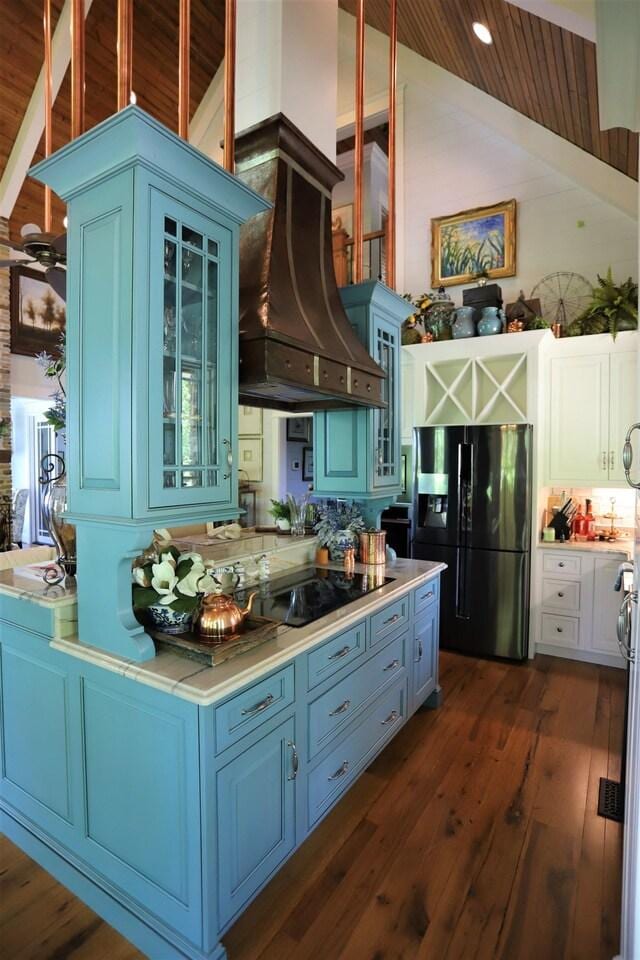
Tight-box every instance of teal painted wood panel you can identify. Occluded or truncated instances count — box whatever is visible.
[214,665,295,755]
[307,630,405,758]
[412,608,437,712]
[1,646,71,820]
[0,626,81,852]
[67,168,134,518]
[80,672,202,942]
[0,593,56,636]
[306,620,367,690]
[216,715,296,928]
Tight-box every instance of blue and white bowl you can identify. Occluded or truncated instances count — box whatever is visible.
[146,604,194,635]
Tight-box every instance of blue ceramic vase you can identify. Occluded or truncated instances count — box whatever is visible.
[451,306,476,339]
[477,306,506,336]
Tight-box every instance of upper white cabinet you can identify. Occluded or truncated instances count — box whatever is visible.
[545,333,637,486]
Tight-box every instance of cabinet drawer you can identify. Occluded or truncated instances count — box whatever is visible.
[308,632,406,758]
[307,680,406,827]
[215,666,295,754]
[370,595,410,648]
[413,578,439,617]
[306,621,366,691]
[542,578,581,613]
[541,613,580,648]
[542,552,583,578]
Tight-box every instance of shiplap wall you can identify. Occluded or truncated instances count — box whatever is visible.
[337,11,638,303]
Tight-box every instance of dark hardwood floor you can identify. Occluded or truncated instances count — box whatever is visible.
[0,652,625,960]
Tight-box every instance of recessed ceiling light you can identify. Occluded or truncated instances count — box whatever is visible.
[472,21,493,44]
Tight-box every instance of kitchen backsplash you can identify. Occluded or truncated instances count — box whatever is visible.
[542,486,635,538]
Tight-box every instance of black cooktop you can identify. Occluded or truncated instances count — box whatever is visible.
[235,566,394,627]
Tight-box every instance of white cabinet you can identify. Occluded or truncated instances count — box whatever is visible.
[548,354,609,484]
[535,547,628,666]
[592,556,626,656]
[609,351,637,482]
[546,334,637,486]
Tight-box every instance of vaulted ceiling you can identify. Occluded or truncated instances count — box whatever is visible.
[2,0,225,242]
[338,0,639,182]
[2,0,637,243]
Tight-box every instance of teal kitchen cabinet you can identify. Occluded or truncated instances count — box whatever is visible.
[1,573,441,960]
[216,715,297,928]
[314,281,411,526]
[30,107,269,662]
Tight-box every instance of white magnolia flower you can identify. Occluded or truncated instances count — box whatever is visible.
[133,566,150,587]
[198,574,216,595]
[178,551,204,565]
[151,560,179,601]
[177,561,207,597]
[160,551,177,568]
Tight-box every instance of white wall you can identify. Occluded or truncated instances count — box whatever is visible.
[337,11,638,304]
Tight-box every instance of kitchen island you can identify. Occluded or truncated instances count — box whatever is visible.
[0,557,444,960]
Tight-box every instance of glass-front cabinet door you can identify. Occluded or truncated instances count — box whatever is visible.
[149,190,233,508]
[373,311,400,489]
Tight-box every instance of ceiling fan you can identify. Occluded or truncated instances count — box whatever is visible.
[0,224,67,300]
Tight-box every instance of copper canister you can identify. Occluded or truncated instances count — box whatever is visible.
[358,530,387,565]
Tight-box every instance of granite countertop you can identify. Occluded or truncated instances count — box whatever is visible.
[0,563,77,608]
[50,558,446,707]
[537,539,634,557]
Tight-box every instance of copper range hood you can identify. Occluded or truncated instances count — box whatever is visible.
[235,114,386,412]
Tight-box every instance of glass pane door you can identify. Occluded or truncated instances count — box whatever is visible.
[151,191,230,509]
[374,320,398,485]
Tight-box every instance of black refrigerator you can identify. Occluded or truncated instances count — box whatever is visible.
[412,424,532,660]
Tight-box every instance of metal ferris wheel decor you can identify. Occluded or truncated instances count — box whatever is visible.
[530,271,592,332]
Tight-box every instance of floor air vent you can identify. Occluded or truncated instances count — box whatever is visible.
[598,777,624,823]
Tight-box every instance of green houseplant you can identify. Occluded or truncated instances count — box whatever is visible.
[269,497,291,531]
[567,269,638,339]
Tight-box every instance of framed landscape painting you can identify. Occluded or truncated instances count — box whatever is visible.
[10,266,65,356]
[431,199,516,288]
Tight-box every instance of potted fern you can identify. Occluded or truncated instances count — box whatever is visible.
[567,269,638,339]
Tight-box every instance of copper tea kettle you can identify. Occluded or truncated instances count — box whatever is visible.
[196,591,256,641]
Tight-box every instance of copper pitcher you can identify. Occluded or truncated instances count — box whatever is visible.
[196,591,256,641]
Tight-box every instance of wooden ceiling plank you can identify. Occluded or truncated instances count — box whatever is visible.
[503,4,545,127]
[572,33,598,158]
[547,21,578,148]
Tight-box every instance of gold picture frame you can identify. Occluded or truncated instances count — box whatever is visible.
[431,199,516,288]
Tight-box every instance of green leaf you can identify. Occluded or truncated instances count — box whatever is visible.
[175,559,193,581]
[169,594,199,614]
[132,586,160,609]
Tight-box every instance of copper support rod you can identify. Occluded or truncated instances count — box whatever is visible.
[223,0,236,172]
[43,0,52,231]
[353,0,365,284]
[117,0,133,110]
[179,0,190,138]
[387,0,397,290]
[71,0,85,138]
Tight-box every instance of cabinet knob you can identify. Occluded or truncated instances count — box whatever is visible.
[287,741,299,781]
[558,562,565,568]
[328,760,350,781]
[556,627,563,634]
[558,592,564,598]
[380,710,399,726]
[329,699,351,717]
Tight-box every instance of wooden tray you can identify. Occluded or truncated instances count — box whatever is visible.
[148,616,280,667]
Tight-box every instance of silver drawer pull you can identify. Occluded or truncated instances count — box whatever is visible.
[328,645,351,661]
[241,693,274,715]
[381,710,399,726]
[383,613,400,626]
[329,699,351,717]
[328,760,349,781]
[420,591,434,602]
[414,639,423,662]
[287,740,299,781]
[556,627,563,634]
[558,592,564,598]
[384,659,400,672]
